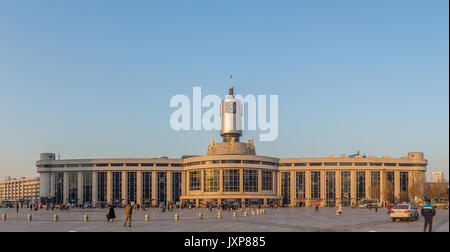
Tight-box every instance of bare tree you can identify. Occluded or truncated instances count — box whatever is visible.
[370,182,380,200]
[383,181,395,203]
[409,173,425,202]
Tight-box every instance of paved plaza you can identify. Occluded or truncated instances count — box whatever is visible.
[0,207,448,232]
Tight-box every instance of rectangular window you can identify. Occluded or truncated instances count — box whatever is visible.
[204,169,220,192]
[262,170,273,191]
[157,172,167,205]
[172,172,182,203]
[189,171,201,191]
[340,163,352,166]
[326,171,336,202]
[127,172,137,203]
[370,163,382,166]
[223,169,240,192]
[309,163,322,166]
[82,171,92,204]
[142,172,152,203]
[97,172,107,202]
[356,171,365,199]
[112,172,122,203]
[400,172,408,192]
[281,172,290,205]
[310,172,321,199]
[341,171,351,206]
[68,172,78,203]
[243,169,258,192]
[325,163,337,166]
[296,172,305,199]
[355,162,367,166]
[55,172,64,204]
[294,163,306,166]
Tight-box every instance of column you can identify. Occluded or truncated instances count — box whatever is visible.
[380,170,385,203]
[272,171,276,195]
[77,171,83,204]
[365,170,371,199]
[50,172,56,198]
[63,172,69,204]
[200,169,204,193]
[122,171,127,204]
[151,171,157,205]
[219,169,223,194]
[239,168,244,194]
[258,170,262,194]
[290,170,296,207]
[305,170,311,207]
[336,170,341,205]
[167,171,172,203]
[350,170,356,206]
[92,171,97,204]
[181,171,187,196]
[320,171,326,207]
[136,171,142,205]
[394,170,400,202]
[106,171,111,203]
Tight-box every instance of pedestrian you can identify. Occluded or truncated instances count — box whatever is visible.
[421,199,436,232]
[106,205,116,222]
[375,205,378,212]
[387,203,391,214]
[336,204,343,216]
[123,201,133,227]
[315,204,319,213]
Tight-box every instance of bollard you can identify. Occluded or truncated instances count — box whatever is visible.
[256,210,259,216]
[174,214,179,221]
[251,211,255,216]
[27,214,32,221]
[262,209,265,215]
[145,214,149,222]
[217,212,221,219]
[233,212,237,218]
[53,214,58,222]
[244,211,247,216]
[198,213,203,219]
[83,214,88,222]
[1,213,6,221]
[109,218,113,222]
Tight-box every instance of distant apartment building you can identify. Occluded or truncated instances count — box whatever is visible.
[432,172,444,183]
[0,177,40,204]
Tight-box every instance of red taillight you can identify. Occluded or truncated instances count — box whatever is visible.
[391,210,395,213]
[403,210,409,213]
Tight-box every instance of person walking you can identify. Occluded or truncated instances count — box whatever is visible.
[16,203,19,214]
[314,204,320,213]
[387,203,391,214]
[421,199,436,232]
[107,205,116,222]
[123,202,133,227]
[375,205,378,212]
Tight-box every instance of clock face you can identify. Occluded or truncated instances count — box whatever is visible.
[225,102,236,114]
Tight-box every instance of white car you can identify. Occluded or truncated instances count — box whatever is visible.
[390,204,419,222]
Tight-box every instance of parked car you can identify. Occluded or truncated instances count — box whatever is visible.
[390,204,419,222]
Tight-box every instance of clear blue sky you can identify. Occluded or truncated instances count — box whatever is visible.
[0,0,448,181]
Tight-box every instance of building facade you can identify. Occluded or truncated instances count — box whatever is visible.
[0,177,40,205]
[432,172,444,183]
[36,87,427,207]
